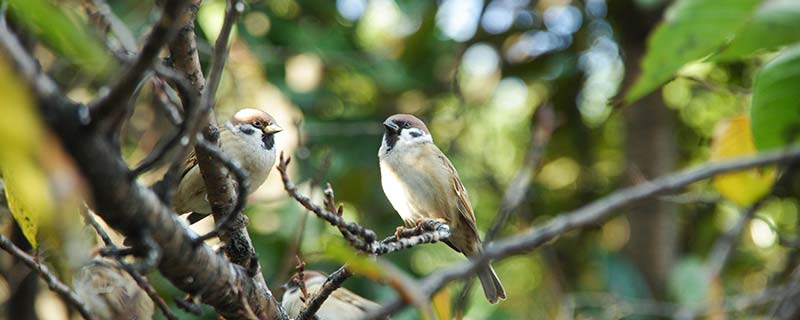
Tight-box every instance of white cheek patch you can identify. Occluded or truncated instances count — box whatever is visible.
[400,128,432,144]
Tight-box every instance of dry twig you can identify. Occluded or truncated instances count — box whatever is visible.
[0,236,96,320]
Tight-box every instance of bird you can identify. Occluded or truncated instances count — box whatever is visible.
[173,108,282,223]
[378,114,506,304]
[281,270,385,320]
[73,258,154,320]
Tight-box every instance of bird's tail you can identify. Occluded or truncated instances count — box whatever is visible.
[477,264,506,304]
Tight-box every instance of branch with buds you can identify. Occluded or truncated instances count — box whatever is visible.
[277,152,451,319]
[277,152,452,255]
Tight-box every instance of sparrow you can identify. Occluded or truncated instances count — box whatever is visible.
[378,114,506,304]
[73,258,154,320]
[173,108,282,223]
[282,270,386,320]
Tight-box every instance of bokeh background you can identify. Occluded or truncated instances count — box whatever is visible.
[2,0,800,319]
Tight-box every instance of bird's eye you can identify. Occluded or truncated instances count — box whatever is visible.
[252,121,263,128]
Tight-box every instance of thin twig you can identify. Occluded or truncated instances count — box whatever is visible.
[485,104,556,242]
[0,236,96,320]
[296,266,353,320]
[82,0,137,53]
[294,256,310,302]
[277,152,451,255]
[455,104,556,315]
[81,208,178,320]
[279,151,451,319]
[199,0,244,113]
[129,66,201,177]
[1,5,287,318]
[275,150,333,291]
[89,0,190,125]
[366,148,800,319]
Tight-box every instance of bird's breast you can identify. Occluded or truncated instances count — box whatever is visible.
[380,149,451,224]
[222,130,276,193]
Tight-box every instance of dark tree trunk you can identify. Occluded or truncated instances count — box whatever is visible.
[609,1,678,297]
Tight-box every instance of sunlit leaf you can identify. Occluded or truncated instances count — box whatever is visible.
[625,0,761,103]
[198,0,236,44]
[711,115,776,207]
[0,56,53,249]
[431,286,451,320]
[8,0,112,76]
[715,0,800,61]
[750,45,800,150]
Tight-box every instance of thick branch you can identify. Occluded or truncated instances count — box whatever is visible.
[367,148,800,319]
[0,236,95,320]
[0,11,285,320]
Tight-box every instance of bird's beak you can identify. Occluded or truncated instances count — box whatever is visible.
[383,120,399,132]
[264,124,283,134]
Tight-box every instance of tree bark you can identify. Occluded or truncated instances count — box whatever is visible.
[608,1,677,296]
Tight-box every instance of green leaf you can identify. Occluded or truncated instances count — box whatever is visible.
[625,0,762,103]
[715,0,800,61]
[750,45,800,150]
[8,0,112,77]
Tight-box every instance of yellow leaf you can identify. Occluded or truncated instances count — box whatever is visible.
[0,55,52,249]
[431,286,451,320]
[710,115,776,206]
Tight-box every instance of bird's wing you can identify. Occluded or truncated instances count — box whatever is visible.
[181,150,198,179]
[330,288,381,313]
[436,151,480,236]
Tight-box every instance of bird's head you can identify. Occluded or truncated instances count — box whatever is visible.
[381,114,432,153]
[229,108,282,149]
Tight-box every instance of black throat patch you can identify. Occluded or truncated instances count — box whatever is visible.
[383,132,398,153]
[262,133,275,150]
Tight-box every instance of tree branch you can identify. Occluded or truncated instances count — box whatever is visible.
[366,148,800,319]
[455,103,556,315]
[81,207,178,320]
[89,0,190,126]
[0,236,96,320]
[295,266,352,320]
[277,153,451,256]
[278,152,451,318]
[160,0,288,317]
[0,7,286,319]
